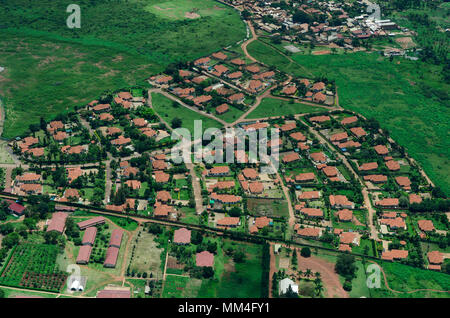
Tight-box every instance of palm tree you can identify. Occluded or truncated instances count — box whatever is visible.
[297,270,303,279]
[314,272,321,279]
[315,283,324,297]
[305,268,312,279]
[314,277,322,286]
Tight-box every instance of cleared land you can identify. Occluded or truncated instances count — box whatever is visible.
[247,97,325,119]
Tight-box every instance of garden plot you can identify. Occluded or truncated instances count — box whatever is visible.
[0,244,68,292]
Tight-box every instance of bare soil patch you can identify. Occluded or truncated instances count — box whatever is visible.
[296,251,349,298]
[395,37,416,49]
[185,11,200,19]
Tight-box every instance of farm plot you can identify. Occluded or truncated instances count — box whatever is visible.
[0,244,67,292]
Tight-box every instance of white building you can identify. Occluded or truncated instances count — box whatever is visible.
[279,278,298,295]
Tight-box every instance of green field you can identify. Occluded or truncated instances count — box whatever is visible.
[247,43,450,195]
[247,97,325,119]
[151,92,223,134]
[370,261,450,298]
[0,0,245,138]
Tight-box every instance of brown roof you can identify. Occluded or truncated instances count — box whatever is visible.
[216,103,229,114]
[209,166,230,175]
[329,195,353,207]
[152,159,167,171]
[196,251,214,267]
[109,229,123,248]
[310,152,326,162]
[123,166,138,177]
[246,65,260,73]
[374,144,389,155]
[323,166,338,177]
[77,216,105,230]
[340,232,357,245]
[350,127,367,138]
[290,132,306,142]
[386,160,400,171]
[104,246,120,267]
[133,118,147,127]
[359,162,378,171]
[211,193,241,204]
[82,227,97,245]
[156,190,171,202]
[312,82,325,91]
[280,122,296,132]
[341,116,358,125]
[309,115,330,123]
[297,227,321,237]
[154,171,170,183]
[330,132,348,142]
[295,172,315,182]
[212,52,227,60]
[339,244,352,252]
[364,174,387,183]
[382,249,408,260]
[282,152,300,163]
[409,194,422,204]
[337,209,353,222]
[230,58,245,65]
[249,182,264,194]
[376,198,399,207]
[395,176,411,189]
[47,212,68,233]
[298,191,320,200]
[300,208,323,218]
[76,245,92,264]
[255,216,272,229]
[242,168,258,180]
[282,85,297,95]
[253,71,275,80]
[64,188,80,199]
[111,135,131,146]
[173,228,191,244]
[154,204,172,217]
[228,93,245,102]
[106,127,122,136]
[313,92,326,103]
[217,217,240,227]
[418,219,435,232]
[16,173,41,182]
[227,71,243,79]
[125,180,141,190]
[428,251,443,264]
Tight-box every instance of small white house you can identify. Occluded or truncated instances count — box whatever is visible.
[279,278,298,295]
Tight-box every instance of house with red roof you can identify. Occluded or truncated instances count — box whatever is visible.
[196,251,214,267]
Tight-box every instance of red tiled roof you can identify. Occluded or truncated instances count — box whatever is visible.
[376,198,399,207]
[374,144,389,155]
[329,195,353,207]
[364,174,387,183]
[382,249,408,261]
[47,212,68,233]
[215,103,229,114]
[341,116,358,125]
[337,209,353,222]
[196,251,214,267]
[295,172,315,182]
[386,160,400,171]
[249,182,264,194]
[77,216,105,230]
[418,219,434,232]
[409,194,422,204]
[76,245,92,264]
[350,127,367,138]
[310,115,330,123]
[109,229,123,248]
[310,152,326,162]
[242,168,258,180]
[208,166,230,175]
[82,227,97,245]
[156,190,171,202]
[104,246,120,267]
[282,152,300,163]
[323,166,338,177]
[428,251,443,264]
[330,132,348,142]
[173,228,191,244]
[290,132,306,142]
[297,227,321,238]
[300,208,323,218]
[359,162,378,171]
[298,191,320,200]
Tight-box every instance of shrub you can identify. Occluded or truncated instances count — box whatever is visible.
[300,247,311,258]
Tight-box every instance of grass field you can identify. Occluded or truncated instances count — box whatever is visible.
[151,92,223,134]
[370,261,450,298]
[0,0,245,138]
[197,241,264,298]
[247,97,325,119]
[247,42,450,194]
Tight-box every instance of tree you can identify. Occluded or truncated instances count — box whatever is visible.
[335,254,357,280]
[0,289,4,298]
[171,117,182,129]
[228,207,242,217]
[233,249,246,263]
[2,232,20,249]
[300,247,311,258]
